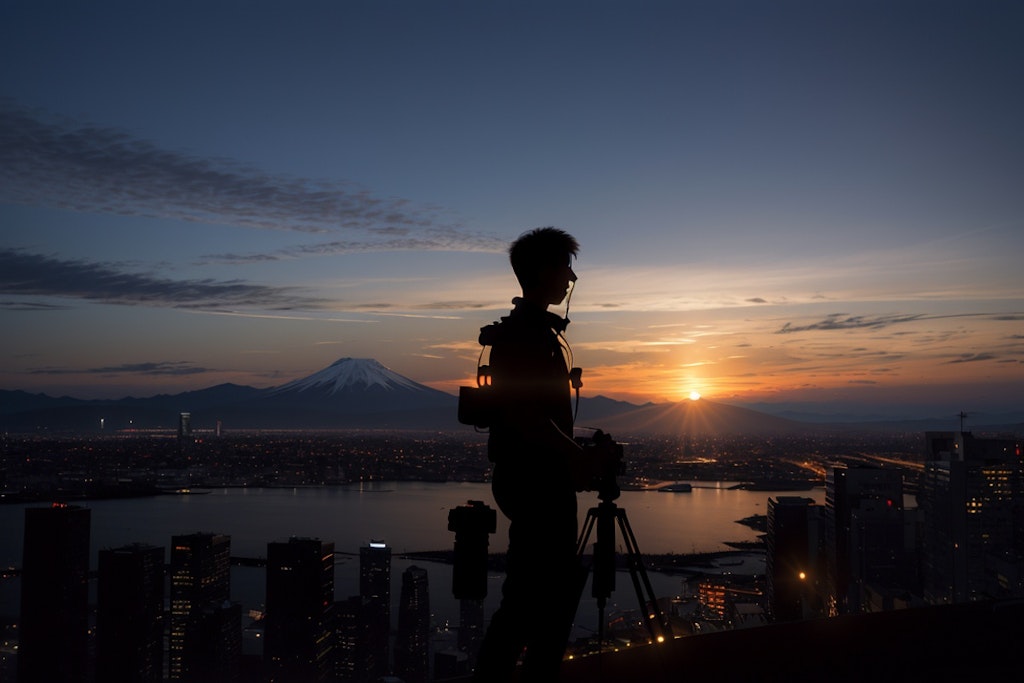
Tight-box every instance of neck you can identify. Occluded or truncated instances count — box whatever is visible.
[516,293,551,310]
[512,297,569,332]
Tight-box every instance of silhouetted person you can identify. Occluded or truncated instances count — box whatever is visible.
[473,227,591,682]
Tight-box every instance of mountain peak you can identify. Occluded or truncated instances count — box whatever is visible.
[271,358,425,396]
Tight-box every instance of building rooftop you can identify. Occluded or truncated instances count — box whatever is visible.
[441,599,1023,682]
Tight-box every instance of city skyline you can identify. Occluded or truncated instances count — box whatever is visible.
[7,429,1022,680]
[2,1,1023,418]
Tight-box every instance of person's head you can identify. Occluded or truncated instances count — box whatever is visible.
[508,227,579,306]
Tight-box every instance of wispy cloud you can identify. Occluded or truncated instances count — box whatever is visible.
[196,310,373,323]
[371,311,464,320]
[0,101,499,251]
[776,313,925,334]
[775,311,1020,336]
[29,361,210,376]
[0,300,72,311]
[202,231,505,264]
[945,353,998,365]
[0,248,325,310]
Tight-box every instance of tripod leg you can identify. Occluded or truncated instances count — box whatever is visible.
[576,507,598,558]
[593,505,616,602]
[571,508,597,646]
[616,509,672,641]
[575,505,619,653]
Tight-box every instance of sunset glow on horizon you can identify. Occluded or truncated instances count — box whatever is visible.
[2,2,1022,419]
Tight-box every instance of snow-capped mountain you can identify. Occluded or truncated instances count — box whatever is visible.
[269,358,429,396]
[235,357,458,428]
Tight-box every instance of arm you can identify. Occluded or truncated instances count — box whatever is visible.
[489,330,591,489]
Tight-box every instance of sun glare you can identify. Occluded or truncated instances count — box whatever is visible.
[688,391,702,401]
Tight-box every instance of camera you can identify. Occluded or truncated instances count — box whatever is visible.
[457,385,495,429]
[576,429,625,501]
[448,500,497,600]
[457,364,496,429]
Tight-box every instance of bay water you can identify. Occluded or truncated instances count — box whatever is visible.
[0,482,822,640]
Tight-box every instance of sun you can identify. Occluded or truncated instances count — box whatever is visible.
[688,390,702,401]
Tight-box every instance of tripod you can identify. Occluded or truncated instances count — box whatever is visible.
[574,487,673,648]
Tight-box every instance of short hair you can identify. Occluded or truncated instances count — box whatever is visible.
[508,227,579,288]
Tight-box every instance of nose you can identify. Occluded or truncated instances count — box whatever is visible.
[568,267,577,282]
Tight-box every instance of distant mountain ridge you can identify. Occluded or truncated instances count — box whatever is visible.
[1,357,1020,435]
[0,358,458,432]
[591,398,807,436]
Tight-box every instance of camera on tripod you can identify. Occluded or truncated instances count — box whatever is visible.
[575,429,625,500]
[447,500,497,600]
[574,430,674,645]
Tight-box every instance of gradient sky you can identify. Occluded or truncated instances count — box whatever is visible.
[2,0,1022,419]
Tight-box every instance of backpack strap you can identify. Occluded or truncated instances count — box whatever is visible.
[474,317,583,426]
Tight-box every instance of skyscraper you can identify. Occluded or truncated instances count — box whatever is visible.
[457,597,485,668]
[265,537,335,682]
[360,541,392,680]
[920,431,1024,604]
[824,464,906,614]
[169,532,234,681]
[179,411,194,454]
[333,596,371,683]
[394,565,430,683]
[179,411,192,438]
[766,496,824,622]
[18,503,91,683]
[195,601,243,682]
[97,543,166,683]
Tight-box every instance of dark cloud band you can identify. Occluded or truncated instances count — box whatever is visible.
[201,230,505,264]
[0,101,492,248]
[29,361,210,377]
[0,248,323,310]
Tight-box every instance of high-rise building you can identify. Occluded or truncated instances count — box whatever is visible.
[196,601,243,682]
[18,503,91,683]
[394,565,430,683]
[824,464,906,614]
[333,596,371,683]
[179,412,194,454]
[765,496,824,622]
[169,532,234,681]
[920,431,1024,604]
[265,537,335,682]
[457,598,485,668]
[696,576,764,625]
[179,411,192,439]
[360,541,392,680]
[97,543,166,683]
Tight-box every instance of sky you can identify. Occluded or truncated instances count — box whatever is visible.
[2,0,1023,420]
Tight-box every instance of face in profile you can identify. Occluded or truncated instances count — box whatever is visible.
[536,260,577,306]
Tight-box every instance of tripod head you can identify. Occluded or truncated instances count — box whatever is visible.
[575,429,625,502]
[573,430,674,647]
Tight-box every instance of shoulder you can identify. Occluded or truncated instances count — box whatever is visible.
[480,316,553,351]
[478,319,507,346]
